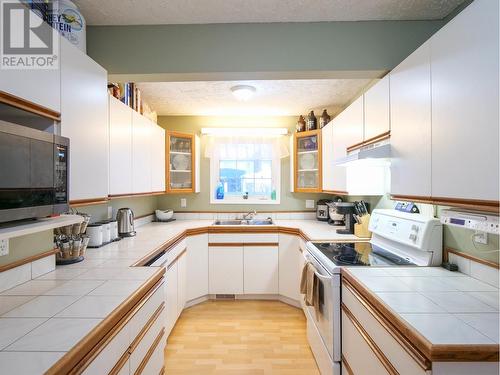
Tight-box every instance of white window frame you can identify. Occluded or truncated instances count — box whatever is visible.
[209,147,281,205]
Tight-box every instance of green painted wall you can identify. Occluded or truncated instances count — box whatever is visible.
[86,21,445,81]
[76,196,159,223]
[157,115,331,212]
[1,230,53,267]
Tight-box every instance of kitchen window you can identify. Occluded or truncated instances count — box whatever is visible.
[206,134,288,204]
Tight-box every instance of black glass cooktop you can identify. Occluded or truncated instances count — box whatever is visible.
[313,242,416,266]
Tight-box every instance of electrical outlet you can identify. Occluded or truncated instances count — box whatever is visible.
[473,231,488,245]
[305,200,315,209]
[107,206,113,219]
[180,198,187,208]
[0,239,9,256]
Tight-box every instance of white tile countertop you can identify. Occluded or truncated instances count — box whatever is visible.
[343,267,500,345]
[0,219,360,374]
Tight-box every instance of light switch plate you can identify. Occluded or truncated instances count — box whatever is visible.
[180,198,187,208]
[0,239,9,256]
[107,206,113,219]
[306,200,315,209]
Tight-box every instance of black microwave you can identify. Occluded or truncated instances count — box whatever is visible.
[0,121,69,223]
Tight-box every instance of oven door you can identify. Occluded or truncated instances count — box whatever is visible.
[302,250,341,363]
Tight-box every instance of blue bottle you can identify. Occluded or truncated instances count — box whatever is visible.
[216,181,224,200]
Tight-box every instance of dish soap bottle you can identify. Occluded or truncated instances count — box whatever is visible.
[271,187,277,201]
[216,181,224,200]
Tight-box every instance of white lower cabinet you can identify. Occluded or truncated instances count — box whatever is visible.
[186,234,209,302]
[209,246,244,294]
[177,252,187,314]
[165,262,178,337]
[244,246,278,294]
[83,282,165,375]
[278,234,301,301]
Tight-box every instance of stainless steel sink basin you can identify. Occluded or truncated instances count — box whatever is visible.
[213,218,273,225]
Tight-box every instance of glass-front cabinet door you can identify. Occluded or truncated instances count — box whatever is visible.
[294,129,322,192]
[166,131,195,193]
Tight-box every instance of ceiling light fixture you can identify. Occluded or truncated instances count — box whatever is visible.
[230,85,256,101]
[201,128,288,136]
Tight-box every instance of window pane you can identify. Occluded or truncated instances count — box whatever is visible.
[254,179,272,194]
[255,160,272,178]
[236,160,254,179]
[241,179,255,194]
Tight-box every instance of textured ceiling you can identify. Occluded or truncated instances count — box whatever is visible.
[73,0,464,25]
[136,79,373,116]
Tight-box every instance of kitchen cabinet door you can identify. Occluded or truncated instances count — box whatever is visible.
[321,123,335,192]
[109,96,133,195]
[186,234,209,302]
[0,8,60,113]
[132,111,152,194]
[177,252,187,316]
[60,38,108,202]
[208,246,243,294]
[165,262,178,337]
[151,123,166,192]
[431,0,499,201]
[278,234,301,301]
[389,41,432,197]
[330,96,364,194]
[364,75,390,140]
[244,246,278,294]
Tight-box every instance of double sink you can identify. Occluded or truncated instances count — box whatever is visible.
[213,218,274,226]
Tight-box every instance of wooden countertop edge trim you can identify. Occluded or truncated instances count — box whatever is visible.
[444,247,499,270]
[342,269,500,362]
[208,242,279,247]
[0,91,61,121]
[134,328,165,375]
[342,274,432,369]
[0,247,57,273]
[133,225,359,267]
[46,269,165,375]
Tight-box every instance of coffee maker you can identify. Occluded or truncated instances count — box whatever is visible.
[333,202,356,235]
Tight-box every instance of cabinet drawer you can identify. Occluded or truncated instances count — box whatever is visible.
[342,309,390,375]
[209,233,278,244]
[82,320,130,375]
[140,331,166,375]
[129,282,165,343]
[130,307,166,374]
[342,282,430,375]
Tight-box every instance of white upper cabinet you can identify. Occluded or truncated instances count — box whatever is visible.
[321,123,334,191]
[0,11,60,113]
[430,0,499,201]
[389,41,432,198]
[151,123,166,192]
[109,96,133,195]
[60,38,108,201]
[330,96,364,193]
[363,75,390,140]
[132,111,153,194]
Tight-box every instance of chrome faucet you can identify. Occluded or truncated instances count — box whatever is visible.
[242,210,257,220]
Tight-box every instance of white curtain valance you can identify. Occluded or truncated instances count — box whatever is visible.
[204,135,289,160]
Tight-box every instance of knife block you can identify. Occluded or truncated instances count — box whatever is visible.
[354,214,371,239]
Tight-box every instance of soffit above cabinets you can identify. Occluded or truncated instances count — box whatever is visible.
[136,79,373,116]
[74,0,465,25]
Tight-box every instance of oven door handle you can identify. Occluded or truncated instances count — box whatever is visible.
[314,270,332,281]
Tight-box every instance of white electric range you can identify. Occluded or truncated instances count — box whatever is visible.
[303,209,442,375]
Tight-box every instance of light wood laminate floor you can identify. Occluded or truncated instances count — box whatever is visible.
[164,300,320,374]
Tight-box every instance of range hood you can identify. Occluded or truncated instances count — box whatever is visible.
[334,138,391,167]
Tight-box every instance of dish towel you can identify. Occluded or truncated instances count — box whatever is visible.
[300,261,320,320]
